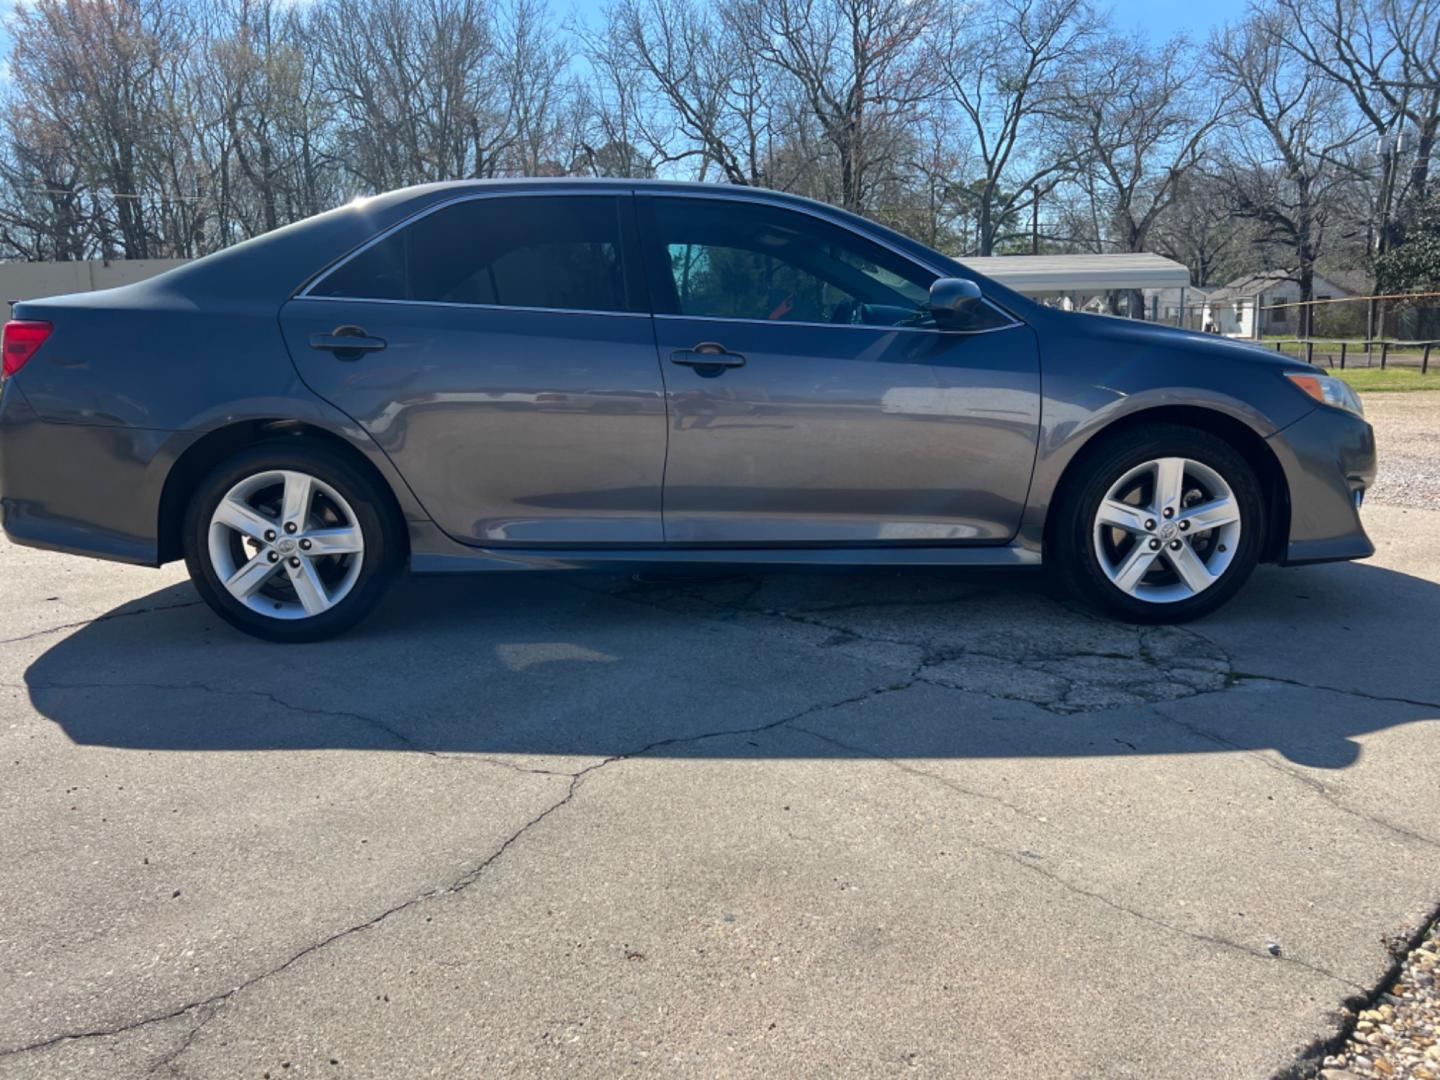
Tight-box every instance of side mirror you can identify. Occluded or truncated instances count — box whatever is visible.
[928,277,984,320]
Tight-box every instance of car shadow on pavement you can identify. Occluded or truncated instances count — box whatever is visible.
[21,560,1440,770]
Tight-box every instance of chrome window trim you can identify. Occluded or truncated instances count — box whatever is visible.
[651,312,1022,336]
[291,294,652,320]
[291,294,1016,334]
[298,184,1025,334]
[296,187,641,315]
[639,188,1024,332]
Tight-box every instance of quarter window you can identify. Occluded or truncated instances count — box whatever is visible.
[311,196,632,313]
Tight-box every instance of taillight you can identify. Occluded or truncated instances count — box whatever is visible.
[2,320,53,378]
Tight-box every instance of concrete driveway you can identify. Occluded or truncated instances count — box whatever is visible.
[1,419,1437,1079]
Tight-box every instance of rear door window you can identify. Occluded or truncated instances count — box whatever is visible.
[310,196,637,314]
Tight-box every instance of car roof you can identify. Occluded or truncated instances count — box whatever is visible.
[361,176,849,214]
[31,176,1036,319]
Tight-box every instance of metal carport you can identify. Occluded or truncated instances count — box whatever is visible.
[959,252,1192,295]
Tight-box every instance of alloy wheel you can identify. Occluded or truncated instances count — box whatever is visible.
[207,469,365,619]
[1091,456,1242,604]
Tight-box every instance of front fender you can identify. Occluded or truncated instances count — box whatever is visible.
[1018,326,1319,552]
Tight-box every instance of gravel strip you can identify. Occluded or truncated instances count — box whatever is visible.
[1318,922,1440,1079]
[1360,392,1440,511]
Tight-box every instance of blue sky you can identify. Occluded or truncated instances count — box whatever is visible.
[0,0,1251,77]
[552,0,1252,43]
[1103,0,1251,42]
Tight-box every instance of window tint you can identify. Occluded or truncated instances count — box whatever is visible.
[645,197,1007,331]
[311,196,632,313]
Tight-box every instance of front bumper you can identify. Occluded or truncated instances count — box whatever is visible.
[1265,403,1376,566]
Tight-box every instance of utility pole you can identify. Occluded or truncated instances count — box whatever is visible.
[1370,87,1411,347]
[1366,79,1436,345]
[1031,185,1040,255]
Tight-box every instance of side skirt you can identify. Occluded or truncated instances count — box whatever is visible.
[409,542,1042,575]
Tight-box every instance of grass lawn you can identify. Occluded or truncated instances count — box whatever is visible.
[1332,368,1440,393]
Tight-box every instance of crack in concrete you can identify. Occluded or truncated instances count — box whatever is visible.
[1148,705,1440,852]
[0,599,204,647]
[17,678,573,777]
[1172,624,1440,712]
[788,720,1369,992]
[588,579,1431,997]
[604,575,1440,721]
[0,765,589,1062]
[601,577,1232,715]
[8,573,1435,1067]
[144,1003,216,1079]
[1230,672,1440,713]
[0,679,910,1064]
[5,589,1417,1065]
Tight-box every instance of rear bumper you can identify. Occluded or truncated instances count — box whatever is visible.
[0,378,165,565]
[1266,404,1376,566]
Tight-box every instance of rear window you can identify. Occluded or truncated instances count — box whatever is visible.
[310,196,632,314]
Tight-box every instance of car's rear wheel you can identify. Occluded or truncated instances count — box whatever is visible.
[182,440,403,641]
[1049,424,1265,623]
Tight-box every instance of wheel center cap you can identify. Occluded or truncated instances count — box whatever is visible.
[1158,521,1178,541]
[276,538,298,554]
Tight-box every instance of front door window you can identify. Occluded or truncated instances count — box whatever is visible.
[644,197,1011,333]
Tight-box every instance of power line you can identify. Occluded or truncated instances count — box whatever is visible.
[26,187,212,202]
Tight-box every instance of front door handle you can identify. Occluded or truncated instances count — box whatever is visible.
[670,343,746,368]
[310,326,387,360]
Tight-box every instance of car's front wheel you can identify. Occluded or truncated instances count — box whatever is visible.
[1049,424,1265,623]
[182,440,403,641]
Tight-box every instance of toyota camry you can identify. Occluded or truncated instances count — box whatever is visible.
[0,180,1375,640]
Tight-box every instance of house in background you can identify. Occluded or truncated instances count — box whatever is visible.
[1199,271,1357,338]
[1137,285,1214,329]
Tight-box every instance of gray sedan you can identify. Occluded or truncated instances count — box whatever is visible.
[0,180,1375,640]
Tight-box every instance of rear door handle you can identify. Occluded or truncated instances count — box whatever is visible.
[309,326,387,359]
[670,343,745,368]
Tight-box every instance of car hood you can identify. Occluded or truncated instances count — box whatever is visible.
[1048,309,1316,372]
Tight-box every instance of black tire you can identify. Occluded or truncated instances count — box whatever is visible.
[1047,423,1265,624]
[182,439,404,642]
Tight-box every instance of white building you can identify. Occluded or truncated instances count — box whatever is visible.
[1198,271,1357,338]
[1139,285,1213,328]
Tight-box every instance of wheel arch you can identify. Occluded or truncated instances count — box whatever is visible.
[156,420,410,565]
[1043,405,1291,564]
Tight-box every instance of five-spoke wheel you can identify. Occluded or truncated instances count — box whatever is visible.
[183,440,403,641]
[1050,424,1264,624]
[1092,456,1242,604]
[209,470,366,619]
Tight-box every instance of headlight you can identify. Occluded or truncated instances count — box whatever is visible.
[1286,372,1364,418]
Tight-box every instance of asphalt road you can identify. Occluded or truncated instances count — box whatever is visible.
[2,405,1438,1079]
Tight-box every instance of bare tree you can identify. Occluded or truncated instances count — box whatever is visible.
[0,0,1408,305]
[200,0,340,242]
[3,0,206,258]
[495,0,572,175]
[0,111,92,260]
[731,0,936,213]
[1151,174,1253,287]
[593,0,778,184]
[889,115,981,250]
[1061,34,1228,311]
[567,20,668,177]
[933,0,1098,254]
[310,0,510,191]
[1211,12,1366,334]
[1271,0,1439,251]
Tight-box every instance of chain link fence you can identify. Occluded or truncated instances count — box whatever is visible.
[1157,291,1440,375]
